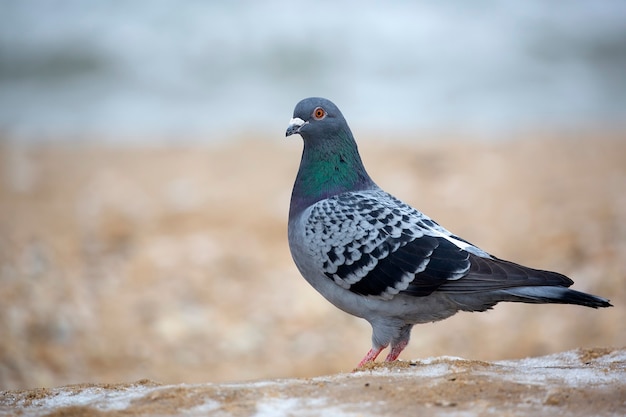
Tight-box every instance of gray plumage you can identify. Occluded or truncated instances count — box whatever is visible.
[286,97,612,366]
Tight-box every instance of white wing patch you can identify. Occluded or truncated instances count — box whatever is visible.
[427,228,471,250]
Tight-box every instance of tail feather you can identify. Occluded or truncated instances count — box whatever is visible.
[448,286,612,313]
[500,286,612,308]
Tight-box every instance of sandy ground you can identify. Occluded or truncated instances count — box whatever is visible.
[1,347,624,416]
[0,133,625,396]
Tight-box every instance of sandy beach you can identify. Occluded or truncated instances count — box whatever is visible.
[0,133,624,392]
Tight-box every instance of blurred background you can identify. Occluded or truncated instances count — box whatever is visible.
[2,0,626,139]
[1,1,625,390]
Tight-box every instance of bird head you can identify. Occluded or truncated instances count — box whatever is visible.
[285,97,349,141]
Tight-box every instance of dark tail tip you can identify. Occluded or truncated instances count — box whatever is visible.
[502,287,613,308]
[564,289,612,309]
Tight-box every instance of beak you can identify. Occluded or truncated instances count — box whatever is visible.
[286,117,307,137]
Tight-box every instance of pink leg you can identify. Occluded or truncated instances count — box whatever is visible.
[357,346,385,367]
[384,339,408,362]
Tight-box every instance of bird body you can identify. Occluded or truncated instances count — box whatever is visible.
[286,97,611,366]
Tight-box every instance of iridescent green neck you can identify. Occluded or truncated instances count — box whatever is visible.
[290,131,374,214]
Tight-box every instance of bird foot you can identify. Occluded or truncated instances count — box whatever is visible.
[357,347,385,367]
[357,339,409,367]
[384,340,409,362]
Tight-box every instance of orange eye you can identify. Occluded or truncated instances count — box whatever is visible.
[313,107,326,120]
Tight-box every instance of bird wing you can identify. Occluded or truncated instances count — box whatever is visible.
[303,189,573,300]
[432,255,574,294]
[304,189,479,299]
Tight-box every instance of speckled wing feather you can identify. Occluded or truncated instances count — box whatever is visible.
[304,189,486,300]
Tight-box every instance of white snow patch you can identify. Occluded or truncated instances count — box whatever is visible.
[253,397,362,417]
[184,398,221,415]
[492,349,626,387]
[219,378,299,390]
[22,384,161,412]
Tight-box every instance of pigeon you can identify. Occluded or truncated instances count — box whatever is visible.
[286,97,612,367]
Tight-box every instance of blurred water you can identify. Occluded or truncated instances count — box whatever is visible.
[1,0,625,142]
